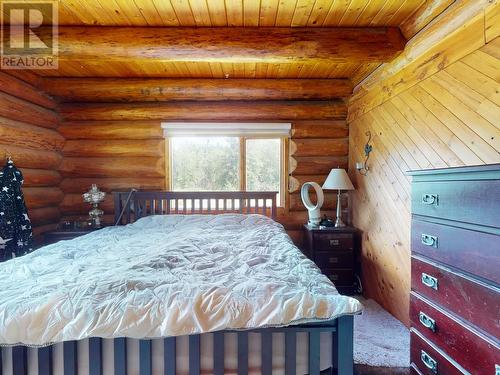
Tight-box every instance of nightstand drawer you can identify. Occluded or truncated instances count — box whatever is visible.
[313,233,353,251]
[314,251,353,268]
[323,268,354,286]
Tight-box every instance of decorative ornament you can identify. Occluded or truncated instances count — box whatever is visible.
[83,184,106,228]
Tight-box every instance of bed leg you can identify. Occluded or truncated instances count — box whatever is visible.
[334,316,353,375]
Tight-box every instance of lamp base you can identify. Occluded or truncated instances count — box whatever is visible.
[334,189,346,227]
[335,217,346,227]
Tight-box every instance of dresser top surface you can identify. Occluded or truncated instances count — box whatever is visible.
[407,163,500,176]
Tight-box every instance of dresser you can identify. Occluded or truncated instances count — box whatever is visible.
[408,164,500,375]
[303,225,360,295]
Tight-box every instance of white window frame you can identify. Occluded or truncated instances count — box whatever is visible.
[162,122,290,207]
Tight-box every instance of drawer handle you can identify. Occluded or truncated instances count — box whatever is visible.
[421,273,438,290]
[329,257,339,264]
[421,234,438,248]
[421,350,438,374]
[329,239,340,246]
[422,194,438,205]
[419,312,436,332]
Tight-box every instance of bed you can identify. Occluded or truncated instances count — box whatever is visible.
[0,191,362,375]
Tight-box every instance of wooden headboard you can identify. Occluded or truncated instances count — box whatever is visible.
[113,191,277,225]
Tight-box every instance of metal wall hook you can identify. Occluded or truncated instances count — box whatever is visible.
[356,131,372,175]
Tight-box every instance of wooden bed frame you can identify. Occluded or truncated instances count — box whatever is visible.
[5,191,354,375]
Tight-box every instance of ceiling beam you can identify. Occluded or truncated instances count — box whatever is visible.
[36,27,405,65]
[39,78,353,102]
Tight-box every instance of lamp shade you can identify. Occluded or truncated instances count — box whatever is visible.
[322,168,355,191]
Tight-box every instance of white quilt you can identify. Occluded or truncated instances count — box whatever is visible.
[0,214,362,346]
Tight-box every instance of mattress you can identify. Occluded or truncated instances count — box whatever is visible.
[0,214,362,346]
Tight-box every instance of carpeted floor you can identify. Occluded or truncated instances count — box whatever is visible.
[353,296,410,373]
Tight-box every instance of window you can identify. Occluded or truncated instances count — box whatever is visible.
[164,123,289,206]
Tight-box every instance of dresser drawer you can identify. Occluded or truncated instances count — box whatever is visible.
[411,219,500,284]
[410,293,500,374]
[313,233,353,251]
[323,268,354,286]
[411,329,467,375]
[314,251,353,268]
[412,180,500,228]
[410,364,425,375]
[411,256,500,338]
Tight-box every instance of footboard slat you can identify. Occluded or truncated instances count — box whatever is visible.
[261,331,272,375]
[139,340,152,375]
[237,332,248,375]
[89,338,102,375]
[308,331,320,375]
[12,346,27,375]
[38,346,53,375]
[337,316,354,375]
[163,337,176,375]
[63,341,77,375]
[213,332,224,375]
[188,335,200,375]
[114,338,127,375]
[285,331,296,375]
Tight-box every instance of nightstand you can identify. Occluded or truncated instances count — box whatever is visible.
[43,227,104,245]
[303,225,360,295]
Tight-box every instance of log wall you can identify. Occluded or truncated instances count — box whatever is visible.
[348,2,500,326]
[57,103,349,245]
[0,72,62,241]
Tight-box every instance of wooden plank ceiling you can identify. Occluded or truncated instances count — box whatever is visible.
[2,0,447,83]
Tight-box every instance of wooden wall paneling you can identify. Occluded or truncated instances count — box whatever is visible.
[60,101,347,121]
[23,187,64,209]
[349,118,412,325]
[62,140,165,158]
[289,138,349,157]
[288,174,328,193]
[419,77,500,152]
[0,72,56,109]
[0,117,64,151]
[0,72,61,241]
[0,146,62,170]
[444,61,500,106]
[406,84,497,163]
[348,32,500,325]
[0,92,59,129]
[59,157,166,178]
[29,207,61,227]
[485,0,500,42]
[398,88,479,165]
[289,156,349,175]
[22,169,62,188]
[59,121,164,140]
[291,121,348,138]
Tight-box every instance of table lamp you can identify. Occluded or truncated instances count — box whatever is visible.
[322,168,355,227]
